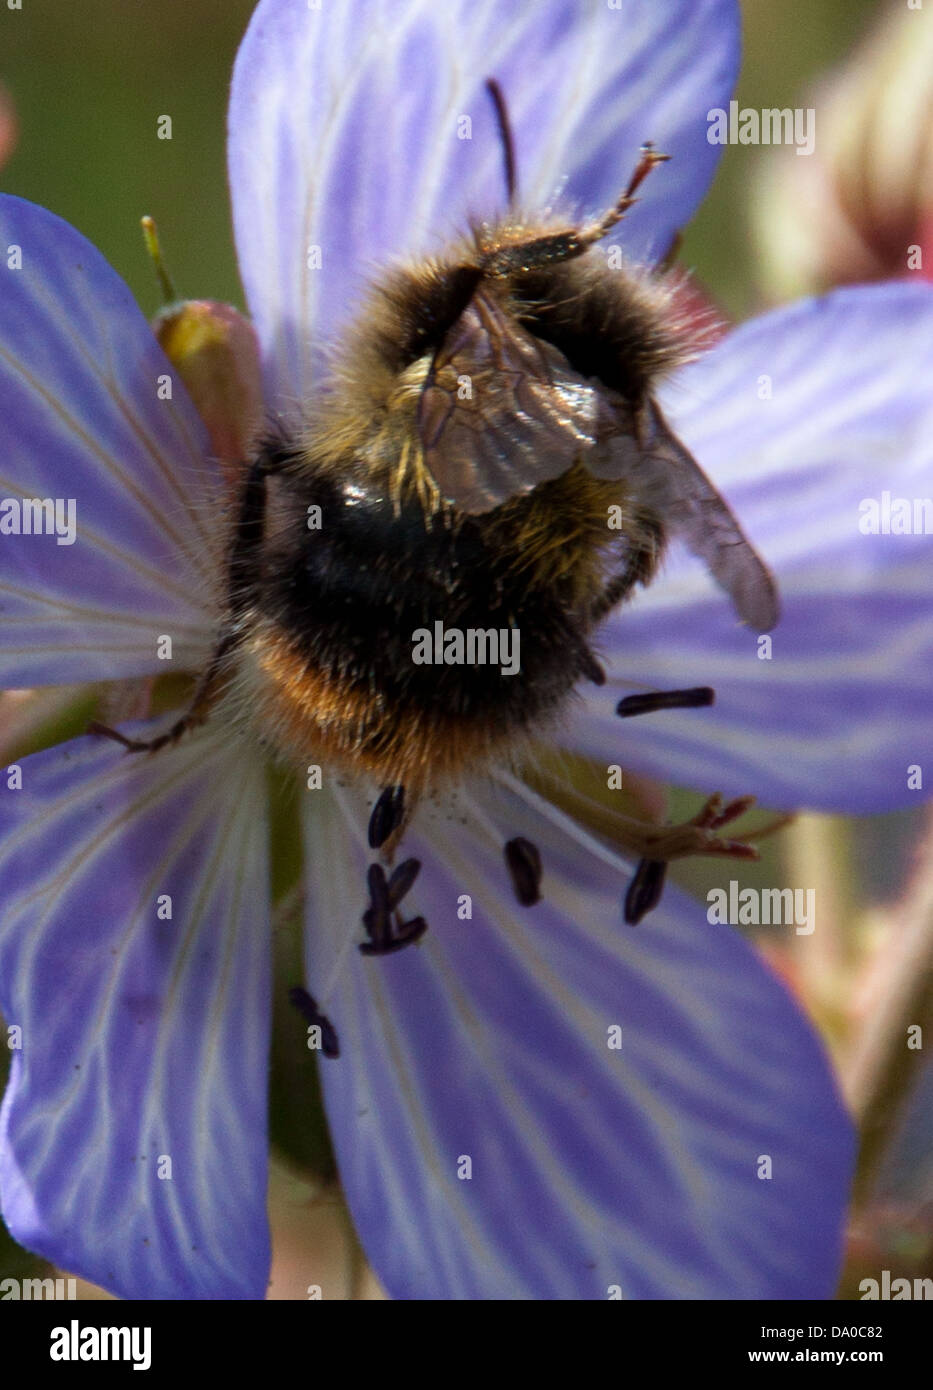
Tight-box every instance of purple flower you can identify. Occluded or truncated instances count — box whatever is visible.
[1,0,929,1300]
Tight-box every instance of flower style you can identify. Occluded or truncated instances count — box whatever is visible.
[1,0,931,1301]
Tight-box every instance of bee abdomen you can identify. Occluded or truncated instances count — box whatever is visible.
[239,472,623,786]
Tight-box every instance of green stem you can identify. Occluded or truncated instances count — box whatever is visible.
[844,809,933,1208]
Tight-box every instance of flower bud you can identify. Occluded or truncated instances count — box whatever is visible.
[152,299,263,478]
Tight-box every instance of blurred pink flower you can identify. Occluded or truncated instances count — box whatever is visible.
[754,2,933,297]
[0,83,17,170]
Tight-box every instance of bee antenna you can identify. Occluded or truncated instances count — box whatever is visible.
[485,77,518,205]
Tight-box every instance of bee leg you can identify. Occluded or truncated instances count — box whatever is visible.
[87,714,200,756]
[87,629,236,754]
[562,621,607,687]
[578,143,672,247]
[89,454,273,755]
[481,144,670,275]
[590,519,664,623]
[578,649,607,687]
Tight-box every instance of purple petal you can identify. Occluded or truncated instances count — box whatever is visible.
[572,282,933,813]
[302,774,853,1299]
[0,726,271,1299]
[0,196,221,687]
[229,0,739,411]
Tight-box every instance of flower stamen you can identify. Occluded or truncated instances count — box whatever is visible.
[624,858,667,925]
[504,836,543,906]
[288,986,340,1059]
[368,784,406,849]
[616,686,715,717]
[359,860,427,955]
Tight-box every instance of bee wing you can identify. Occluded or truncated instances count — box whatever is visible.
[418,289,600,513]
[590,399,779,632]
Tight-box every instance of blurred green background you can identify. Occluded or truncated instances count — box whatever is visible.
[1,0,878,319]
[1,0,926,1298]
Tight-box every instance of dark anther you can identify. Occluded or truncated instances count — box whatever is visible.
[368,784,406,849]
[359,917,428,957]
[288,986,340,1058]
[504,837,542,907]
[616,687,715,719]
[360,859,427,956]
[367,862,390,913]
[395,916,428,948]
[386,858,421,909]
[624,858,667,925]
[364,863,391,949]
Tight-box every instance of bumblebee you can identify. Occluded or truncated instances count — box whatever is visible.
[96,86,778,927]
